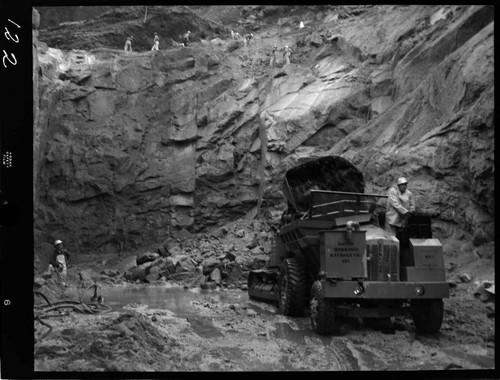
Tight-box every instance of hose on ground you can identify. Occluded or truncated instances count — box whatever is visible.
[34,290,113,353]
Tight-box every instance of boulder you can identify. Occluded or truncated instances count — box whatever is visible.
[111,256,137,274]
[125,261,154,282]
[310,33,323,46]
[78,268,102,285]
[201,256,220,275]
[210,268,222,284]
[137,252,160,265]
[222,261,243,282]
[145,266,161,283]
[177,255,197,272]
[101,269,120,277]
[34,277,46,288]
[458,273,472,283]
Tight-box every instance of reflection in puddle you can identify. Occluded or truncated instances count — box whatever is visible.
[66,285,248,317]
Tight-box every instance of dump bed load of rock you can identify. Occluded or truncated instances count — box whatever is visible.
[282,156,365,212]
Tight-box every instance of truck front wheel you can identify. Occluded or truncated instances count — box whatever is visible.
[278,258,307,316]
[310,281,338,335]
[411,299,444,334]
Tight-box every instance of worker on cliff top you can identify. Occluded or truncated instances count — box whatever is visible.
[243,32,254,47]
[124,36,133,52]
[183,31,191,46]
[385,177,415,235]
[270,45,278,67]
[151,32,160,51]
[284,45,293,64]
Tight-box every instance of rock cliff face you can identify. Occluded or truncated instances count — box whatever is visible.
[34,5,494,254]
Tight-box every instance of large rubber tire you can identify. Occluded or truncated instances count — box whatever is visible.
[309,281,338,335]
[278,258,308,316]
[411,299,444,334]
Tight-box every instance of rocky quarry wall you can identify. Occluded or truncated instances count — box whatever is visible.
[33,5,494,255]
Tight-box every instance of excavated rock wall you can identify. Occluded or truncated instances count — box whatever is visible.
[34,5,494,254]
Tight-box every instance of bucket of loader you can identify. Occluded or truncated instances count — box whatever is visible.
[282,156,365,213]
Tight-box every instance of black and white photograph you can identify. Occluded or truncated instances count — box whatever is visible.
[0,4,495,377]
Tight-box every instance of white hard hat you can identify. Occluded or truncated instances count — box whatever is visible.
[54,240,63,246]
[397,177,408,185]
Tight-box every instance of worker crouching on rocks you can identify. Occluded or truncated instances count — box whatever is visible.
[48,240,71,284]
[385,177,415,235]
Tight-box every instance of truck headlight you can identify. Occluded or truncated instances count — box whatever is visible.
[353,283,364,296]
[415,285,425,296]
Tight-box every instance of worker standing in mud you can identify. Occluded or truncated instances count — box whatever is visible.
[385,177,415,235]
[124,36,133,52]
[49,240,71,285]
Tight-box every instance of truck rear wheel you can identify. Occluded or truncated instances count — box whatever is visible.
[278,258,307,316]
[411,299,444,334]
[310,281,338,335]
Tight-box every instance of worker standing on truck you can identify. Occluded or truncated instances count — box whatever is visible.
[385,177,415,235]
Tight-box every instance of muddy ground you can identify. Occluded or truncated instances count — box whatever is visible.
[34,237,494,373]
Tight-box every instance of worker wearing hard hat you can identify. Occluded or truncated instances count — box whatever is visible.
[48,239,71,281]
[183,31,191,46]
[385,177,415,235]
[124,36,134,52]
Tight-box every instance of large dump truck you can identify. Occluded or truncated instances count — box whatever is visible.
[248,156,449,334]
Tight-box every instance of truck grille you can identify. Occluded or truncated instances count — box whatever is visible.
[366,244,399,281]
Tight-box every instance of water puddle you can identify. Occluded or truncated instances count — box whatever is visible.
[66,285,249,317]
[441,347,495,369]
